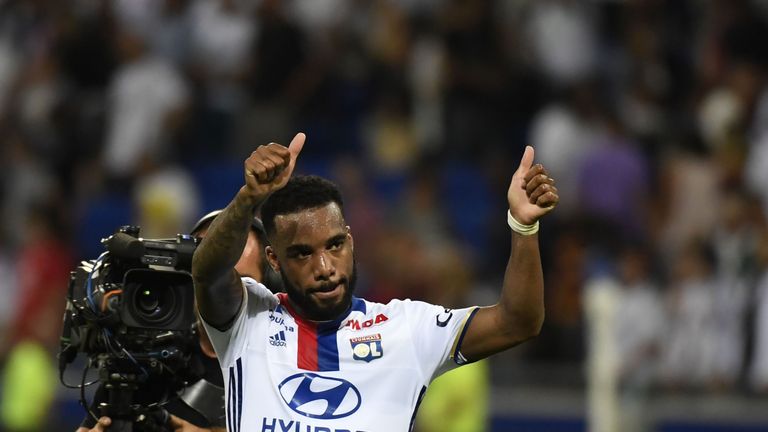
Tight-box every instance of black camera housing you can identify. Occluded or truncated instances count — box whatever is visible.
[60,226,203,431]
[66,226,199,336]
[119,268,195,331]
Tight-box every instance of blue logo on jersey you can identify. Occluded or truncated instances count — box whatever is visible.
[269,313,296,332]
[269,331,287,347]
[278,373,361,419]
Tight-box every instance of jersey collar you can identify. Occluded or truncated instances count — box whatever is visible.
[276,293,366,332]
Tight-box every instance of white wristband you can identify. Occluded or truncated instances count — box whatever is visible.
[507,210,539,235]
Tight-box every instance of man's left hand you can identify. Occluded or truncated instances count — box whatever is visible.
[507,146,558,225]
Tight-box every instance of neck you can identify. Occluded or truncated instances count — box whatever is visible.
[279,292,349,323]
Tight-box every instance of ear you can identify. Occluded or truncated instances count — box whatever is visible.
[265,245,280,272]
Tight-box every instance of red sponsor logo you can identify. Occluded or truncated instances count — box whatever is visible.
[343,314,388,330]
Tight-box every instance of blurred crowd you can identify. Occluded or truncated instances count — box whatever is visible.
[2,0,768,427]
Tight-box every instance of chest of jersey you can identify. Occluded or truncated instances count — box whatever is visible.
[264,309,398,370]
[229,305,425,432]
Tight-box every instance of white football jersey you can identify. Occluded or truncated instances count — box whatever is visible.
[202,278,479,432]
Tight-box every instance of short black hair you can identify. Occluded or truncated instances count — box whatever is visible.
[261,175,344,237]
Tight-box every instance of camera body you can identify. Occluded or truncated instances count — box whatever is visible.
[60,226,202,431]
[63,225,199,355]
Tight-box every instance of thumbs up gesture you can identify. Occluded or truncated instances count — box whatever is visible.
[507,146,558,225]
[242,132,306,202]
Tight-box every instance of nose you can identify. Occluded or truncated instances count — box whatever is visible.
[312,251,336,280]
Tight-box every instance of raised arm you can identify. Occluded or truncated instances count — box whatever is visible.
[459,146,558,361]
[192,133,305,330]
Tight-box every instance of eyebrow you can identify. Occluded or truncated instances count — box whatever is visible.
[326,234,347,246]
[284,233,347,255]
[285,244,312,256]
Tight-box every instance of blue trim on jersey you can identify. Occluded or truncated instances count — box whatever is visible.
[453,307,480,365]
[227,366,235,432]
[409,385,428,431]
[351,296,366,314]
[316,329,340,371]
[236,358,243,431]
[315,296,366,331]
[310,297,365,372]
[226,358,244,432]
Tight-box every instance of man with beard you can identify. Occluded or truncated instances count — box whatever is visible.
[193,133,558,432]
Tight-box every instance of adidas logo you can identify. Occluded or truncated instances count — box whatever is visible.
[269,331,287,347]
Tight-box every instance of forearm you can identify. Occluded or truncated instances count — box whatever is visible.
[192,188,262,327]
[452,231,545,362]
[497,232,545,339]
[455,146,555,361]
[193,189,259,282]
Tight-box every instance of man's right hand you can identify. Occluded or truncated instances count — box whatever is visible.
[76,416,111,432]
[76,415,219,432]
[168,414,216,431]
[193,132,305,330]
[240,132,305,205]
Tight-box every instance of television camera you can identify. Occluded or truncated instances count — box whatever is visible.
[59,226,202,432]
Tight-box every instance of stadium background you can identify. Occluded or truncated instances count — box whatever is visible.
[1,0,768,431]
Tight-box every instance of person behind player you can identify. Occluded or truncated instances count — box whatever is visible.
[79,211,282,432]
[193,133,558,431]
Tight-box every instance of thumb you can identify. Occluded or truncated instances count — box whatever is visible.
[288,132,306,160]
[94,417,111,432]
[516,145,535,173]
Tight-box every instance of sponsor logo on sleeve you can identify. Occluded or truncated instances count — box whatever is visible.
[350,334,383,363]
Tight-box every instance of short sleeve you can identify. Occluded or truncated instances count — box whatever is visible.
[402,300,480,382]
[200,277,277,367]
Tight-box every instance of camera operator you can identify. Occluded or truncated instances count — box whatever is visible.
[78,210,280,432]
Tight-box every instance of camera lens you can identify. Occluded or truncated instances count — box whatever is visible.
[121,269,193,330]
[138,289,160,314]
[132,286,176,324]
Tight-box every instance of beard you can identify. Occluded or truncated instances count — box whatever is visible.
[281,260,357,321]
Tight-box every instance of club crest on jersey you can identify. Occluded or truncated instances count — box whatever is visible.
[350,334,383,362]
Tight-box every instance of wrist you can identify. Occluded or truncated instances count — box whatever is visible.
[507,210,539,235]
[236,186,266,210]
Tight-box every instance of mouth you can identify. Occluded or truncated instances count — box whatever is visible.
[310,281,344,300]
